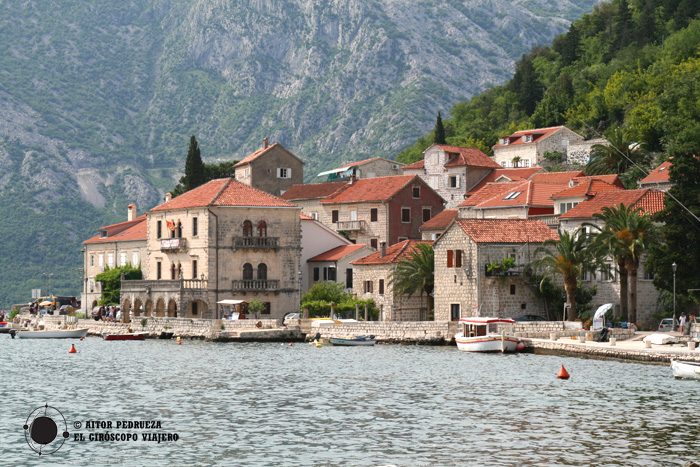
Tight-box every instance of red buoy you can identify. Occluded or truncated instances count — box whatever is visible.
[516,342,525,352]
[557,365,570,379]
[289,342,293,346]
[69,344,77,354]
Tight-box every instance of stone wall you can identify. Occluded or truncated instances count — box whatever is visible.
[352,263,426,321]
[309,321,459,343]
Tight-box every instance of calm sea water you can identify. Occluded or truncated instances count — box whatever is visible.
[1,337,698,466]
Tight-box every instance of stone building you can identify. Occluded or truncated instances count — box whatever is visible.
[234,138,304,196]
[317,157,404,181]
[82,204,147,311]
[119,178,302,321]
[280,182,346,219]
[351,240,432,321]
[492,126,583,168]
[433,219,558,321]
[566,138,607,166]
[551,178,623,217]
[307,244,374,294]
[401,144,502,209]
[419,209,457,240]
[638,161,673,192]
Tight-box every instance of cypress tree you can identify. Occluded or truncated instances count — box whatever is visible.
[184,135,205,190]
[434,112,446,145]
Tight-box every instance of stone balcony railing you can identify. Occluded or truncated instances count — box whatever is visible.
[336,220,365,232]
[161,237,187,252]
[233,236,280,250]
[121,278,208,294]
[529,214,559,228]
[231,279,280,292]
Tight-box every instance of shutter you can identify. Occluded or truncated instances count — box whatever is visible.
[277,168,282,178]
[456,250,462,268]
[445,175,450,188]
[456,176,461,188]
[287,168,292,179]
[447,250,453,268]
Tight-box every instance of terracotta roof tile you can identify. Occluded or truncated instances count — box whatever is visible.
[466,167,542,196]
[551,180,623,199]
[151,178,297,211]
[639,161,672,185]
[473,180,568,209]
[493,126,567,148]
[459,181,521,207]
[337,157,381,169]
[420,209,458,230]
[308,244,369,262]
[559,189,666,219]
[234,143,279,167]
[528,171,586,184]
[434,145,501,168]
[351,240,431,265]
[455,219,559,243]
[280,181,346,200]
[571,174,625,188]
[300,213,315,220]
[320,175,430,204]
[401,160,424,170]
[84,215,147,244]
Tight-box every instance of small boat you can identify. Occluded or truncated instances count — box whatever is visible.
[102,331,148,341]
[17,328,89,339]
[329,335,376,346]
[671,360,700,380]
[455,317,518,353]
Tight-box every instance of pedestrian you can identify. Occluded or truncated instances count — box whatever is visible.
[680,312,687,335]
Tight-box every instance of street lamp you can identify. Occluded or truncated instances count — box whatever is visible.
[672,262,677,333]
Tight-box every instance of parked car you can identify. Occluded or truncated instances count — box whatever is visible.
[658,318,679,332]
[283,312,300,324]
[513,314,547,322]
[58,305,75,315]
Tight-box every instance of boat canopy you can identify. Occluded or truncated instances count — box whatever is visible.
[459,317,516,324]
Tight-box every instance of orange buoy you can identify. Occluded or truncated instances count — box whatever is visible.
[80,337,84,341]
[557,365,570,379]
[177,336,181,345]
[289,342,293,346]
[69,344,77,354]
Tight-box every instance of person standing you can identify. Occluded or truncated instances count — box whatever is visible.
[679,312,687,335]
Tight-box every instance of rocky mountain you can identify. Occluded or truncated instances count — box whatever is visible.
[0,0,598,307]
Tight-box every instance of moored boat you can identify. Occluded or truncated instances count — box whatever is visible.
[329,335,376,346]
[102,331,148,341]
[671,359,700,380]
[455,317,518,353]
[17,328,89,339]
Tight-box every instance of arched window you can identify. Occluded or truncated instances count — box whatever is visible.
[243,221,253,237]
[170,263,176,280]
[176,221,182,238]
[257,220,267,237]
[257,263,267,281]
[243,263,253,281]
[177,262,182,279]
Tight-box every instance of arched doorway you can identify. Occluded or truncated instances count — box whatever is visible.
[144,299,153,317]
[155,298,166,317]
[133,298,142,317]
[187,300,207,318]
[121,299,131,323]
[167,299,178,317]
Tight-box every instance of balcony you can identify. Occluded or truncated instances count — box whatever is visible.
[121,278,208,294]
[233,236,280,250]
[231,279,280,292]
[336,220,365,232]
[484,264,530,278]
[529,214,559,229]
[161,237,187,252]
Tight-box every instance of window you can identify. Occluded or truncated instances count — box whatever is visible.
[132,252,139,266]
[171,263,176,279]
[244,168,249,178]
[192,260,198,279]
[450,304,460,321]
[370,238,378,249]
[422,208,431,223]
[90,255,94,267]
[324,267,336,281]
[364,280,373,293]
[262,302,271,315]
[644,264,655,280]
[510,284,516,295]
[99,254,104,268]
[412,186,420,198]
[157,262,162,280]
[601,264,615,281]
[277,168,291,179]
[447,250,454,268]
[193,217,198,236]
[257,263,267,280]
[120,252,126,267]
[257,220,267,237]
[176,221,182,238]
[332,210,339,223]
[243,220,253,237]
[346,269,353,289]
[100,230,107,238]
[379,279,385,295]
[448,175,459,188]
[401,207,411,223]
[243,263,253,281]
[157,221,162,239]
[455,250,462,268]
[108,253,114,268]
[560,202,579,214]
[311,212,318,220]
[503,191,523,200]
[397,237,408,242]
[313,267,320,282]
[191,302,198,316]
[370,208,378,222]
[581,269,589,281]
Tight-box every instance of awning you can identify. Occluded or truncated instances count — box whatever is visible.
[593,303,613,320]
[317,167,352,177]
[217,299,248,305]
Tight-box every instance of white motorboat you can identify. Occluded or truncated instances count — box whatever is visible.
[17,328,89,339]
[671,360,700,380]
[329,335,376,346]
[455,317,518,353]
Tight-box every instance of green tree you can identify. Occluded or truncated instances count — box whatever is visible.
[388,243,434,318]
[95,265,142,306]
[509,55,542,116]
[529,229,601,321]
[248,299,266,319]
[172,136,205,197]
[434,112,446,145]
[585,128,650,177]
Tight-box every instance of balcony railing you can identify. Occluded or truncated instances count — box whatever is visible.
[233,236,280,249]
[529,214,559,228]
[336,220,365,232]
[484,264,530,278]
[121,278,208,294]
[232,279,280,292]
[161,237,187,252]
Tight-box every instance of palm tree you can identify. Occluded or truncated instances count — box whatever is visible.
[388,243,434,320]
[529,229,601,321]
[591,203,658,324]
[586,128,650,177]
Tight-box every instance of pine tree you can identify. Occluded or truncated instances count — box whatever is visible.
[184,135,205,191]
[434,112,446,145]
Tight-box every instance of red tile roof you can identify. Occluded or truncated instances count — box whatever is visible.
[434,145,501,168]
[528,171,586,184]
[492,126,567,148]
[639,161,672,185]
[571,174,625,189]
[280,182,346,200]
[84,215,147,244]
[308,244,369,262]
[337,157,386,169]
[466,167,542,195]
[472,180,568,209]
[151,178,297,211]
[401,160,424,170]
[459,181,521,207]
[300,213,315,220]
[320,175,434,204]
[351,240,431,265]
[455,219,559,243]
[551,180,623,199]
[420,209,458,230]
[559,189,666,219]
[234,142,280,167]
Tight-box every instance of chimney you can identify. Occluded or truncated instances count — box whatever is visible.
[127,203,137,221]
[380,242,386,258]
[349,174,356,185]
[263,137,269,149]
[164,193,172,203]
